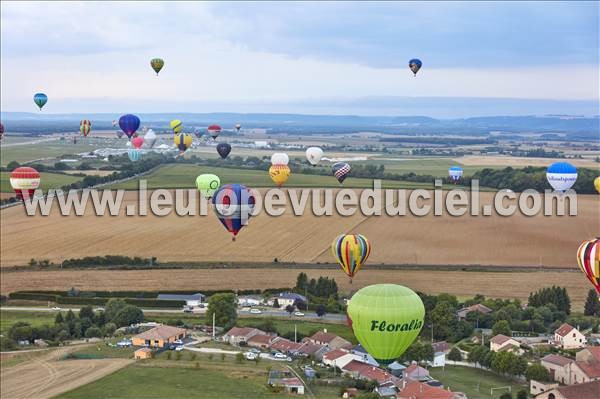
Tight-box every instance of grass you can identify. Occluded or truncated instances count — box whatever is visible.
[0,138,99,165]
[430,365,527,399]
[67,342,136,359]
[358,157,506,177]
[104,164,442,190]
[0,310,56,333]
[0,171,82,193]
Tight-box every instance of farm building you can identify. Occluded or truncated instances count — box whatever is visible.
[238,295,262,307]
[132,325,186,348]
[134,347,153,360]
[156,293,205,307]
[267,370,304,395]
[267,292,307,308]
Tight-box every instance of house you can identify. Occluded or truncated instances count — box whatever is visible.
[342,388,359,398]
[222,327,264,345]
[268,292,307,308]
[131,325,186,348]
[270,337,302,354]
[247,333,274,349]
[533,379,600,399]
[306,329,352,350]
[554,323,586,349]
[267,370,304,395]
[530,379,558,396]
[570,347,600,384]
[295,340,329,360]
[350,344,379,366]
[541,354,574,384]
[323,349,364,369]
[374,385,397,398]
[156,293,205,307]
[387,361,407,377]
[431,341,451,367]
[397,381,465,399]
[134,347,153,360]
[457,303,492,320]
[238,295,262,307]
[341,360,398,386]
[490,334,523,354]
[404,362,431,382]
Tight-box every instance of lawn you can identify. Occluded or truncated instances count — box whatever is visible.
[104,164,442,190]
[0,310,56,333]
[0,171,82,193]
[56,361,339,399]
[67,342,136,359]
[358,157,505,177]
[430,365,527,399]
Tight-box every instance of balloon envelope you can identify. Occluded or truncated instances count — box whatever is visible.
[577,238,600,295]
[306,147,323,166]
[408,59,422,76]
[119,114,141,139]
[208,125,222,139]
[269,165,291,186]
[33,93,48,110]
[143,129,157,148]
[174,133,193,153]
[127,148,141,162]
[546,162,577,192]
[235,123,241,131]
[80,120,92,137]
[347,284,425,365]
[332,162,351,184]
[10,167,41,199]
[116,131,124,139]
[217,143,232,159]
[212,184,256,239]
[332,234,371,280]
[271,153,289,165]
[132,136,144,149]
[170,119,183,134]
[448,166,463,182]
[0,122,5,140]
[150,58,164,75]
[196,174,221,199]
[594,177,600,194]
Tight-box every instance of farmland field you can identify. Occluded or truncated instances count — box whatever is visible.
[0,310,56,333]
[430,365,527,399]
[0,171,82,193]
[0,137,99,165]
[0,268,592,310]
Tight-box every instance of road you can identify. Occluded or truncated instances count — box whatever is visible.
[0,306,346,322]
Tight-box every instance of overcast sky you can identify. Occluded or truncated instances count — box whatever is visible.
[1,1,598,117]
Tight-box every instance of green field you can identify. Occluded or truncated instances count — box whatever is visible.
[0,310,56,333]
[0,171,82,193]
[68,342,136,359]
[0,138,100,165]
[430,366,527,399]
[104,164,445,190]
[359,157,505,177]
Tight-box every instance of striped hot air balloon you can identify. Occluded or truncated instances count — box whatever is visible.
[212,184,256,241]
[331,234,371,283]
[207,124,222,140]
[10,167,41,200]
[128,148,141,162]
[448,166,463,183]
[174,132,193,155]
[80,120,92,137]
[119,114,141,139]
[577,238,600,295]
[33,93,48,110]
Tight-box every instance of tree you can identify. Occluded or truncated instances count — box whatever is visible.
[492,320,511,336]
[65,309,76,322]
[55,312,64,324]
[516,390,527,399]
[316,304,327,317]
[295,272,308,292]
[79,306,95,321]
[525,363,550,382]
[9,322,33,342]
[584,289,600,316]
[113,305,144,327]
[430,301,457,340]
[499,393,512,399]
[85,327,102,338]
[272,298,280,308]
[103,322,117,337]
[285,304,296,316]
[7,161,21,171]
[105,299,127,322]
[206,293,237,330]
[236,352,244,363]
[294,299,307,311]
[447,347,462,361]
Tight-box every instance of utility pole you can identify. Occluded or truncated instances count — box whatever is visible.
[294,324,297,343]
[212,312,216,341]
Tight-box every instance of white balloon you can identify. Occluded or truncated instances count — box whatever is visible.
[306,147,324,166]
[271,153,289,165]
[144,129,157,148]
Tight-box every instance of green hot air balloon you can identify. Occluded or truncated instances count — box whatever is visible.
[196,174,221,199]
[347,284,424,365]
[150,58,165,76]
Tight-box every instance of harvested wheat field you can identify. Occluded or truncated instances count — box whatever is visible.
[0,346,133,399]
[0,268,591,309]
[1,190,598,268]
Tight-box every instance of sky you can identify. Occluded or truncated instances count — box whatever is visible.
[1,1,599,117]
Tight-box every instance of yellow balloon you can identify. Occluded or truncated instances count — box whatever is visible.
[269,165,291,186]
[174,133,193,154]
[595,177,600,194]
[170,119,183,134]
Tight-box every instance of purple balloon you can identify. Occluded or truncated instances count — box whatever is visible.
[119,114,140,139]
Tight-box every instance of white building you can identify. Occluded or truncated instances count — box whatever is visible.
[322,349,365,369]
[156,293,205,307]
[554,323,586,349]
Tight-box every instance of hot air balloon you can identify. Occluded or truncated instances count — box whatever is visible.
[116,131,124,139]
[269,165,291,186]
[408,59,422,76]
[332,162,351,184]
[174,132,193,154]
[270,153,289,166]
[577,238,599,295]
[332,234,371,282]
[150,58,164,75]
[128,148,141,162]
[546,162,577,193]
[235,123,241,132]
[306,147,323,166]
[10,167,41,200]
[196,174,221,199]
[207,125,222,140]
[194,127,203,138]
[217,143,232,159]
[34,93,48,110]
[132,136,144,149]
[112,120,118,128]
[594,177,600,194]
[119,114,141,139]
[347,284,425,365]
[212,184,256,241]
[80,120,92,137]
[0,122,4,140]
[448,166,463,183]
[170,119,183,134]
[144,129,157,148]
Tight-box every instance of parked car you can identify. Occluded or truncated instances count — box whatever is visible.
[183,308,192,313]
[273,352,288,359]
[249,348,261,354]
[168,344,176,350]
[250,308,262,314]
[173,339,183,345]
[51,306,61,311]
[174,346,184,351]
[244,352,257,360]
[294,311,305,317]
[94,307,105,312]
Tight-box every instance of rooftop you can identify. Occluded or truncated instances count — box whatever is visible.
[134,325,186,341]
[310,330,338,344]
[398,381,456,399]
[323,348,350,361]
[458,303,492,314]
[555,323,575,337]
[224,327,263,338]
[555,380,600,399]
[156,293,204,301]
[247,334,273,345]
[342,360,395,384]
[541,354,573,367]
[490,334,514,345]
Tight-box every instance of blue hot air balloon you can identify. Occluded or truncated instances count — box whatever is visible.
[119,114,141,140]
[127,148,141,162]
[212,184,256,241]
[408,59,422,76]
[448,166,464,183]
[33,93,48,110]
[546,162,577,192]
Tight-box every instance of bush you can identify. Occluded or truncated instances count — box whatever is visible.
[516,390,528,399]
[0,337,17,351]
[103,322,117,337]
[84,327,102,338]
